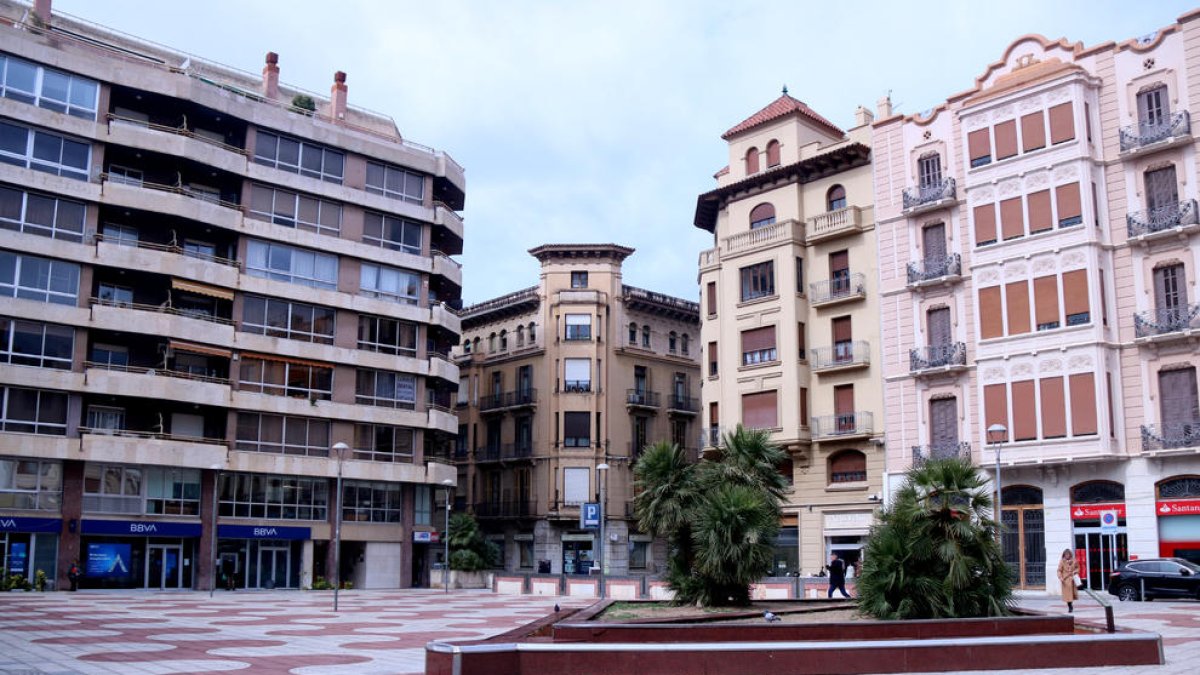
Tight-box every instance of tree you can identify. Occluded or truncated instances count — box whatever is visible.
[857,457,1013,619]
[447,512,499,571]
[633,426,787,606]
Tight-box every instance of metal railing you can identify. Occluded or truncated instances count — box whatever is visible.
[89,296,235,325]
[84,360,230,386]
[809,273,866,304]
[474,500,537,518]
[912,441,972,465]
[478,389,538,411]
[475,445,502,462]
[1119,110,1191,153]
[906,253,961,285]
[106,113,249,156]
[667,394,699,412]
[563,381,592,393]
[94,232,239,268]
[902,177,956,211]
[626,389,661,407]
[909,342,967,372]
[79,426,226,446]
[1127,199,1198,238]
[811,411,873,438]
[502,442,534,460]
[1134,304,1200,338]
[100,173,241,211]
[810,341,870,370]
[1142,422,1200,452]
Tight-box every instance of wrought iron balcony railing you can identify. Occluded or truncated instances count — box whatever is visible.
[910,342,967,373]
[906,253,962,286]
[811,340,870,371]
[812,411,873,438]
[1142,422,1200,452]
[1119,110,1191,153]
[667,394,699,412]
[912,441,972,466]
[501,442,534,460]
[902,177,956,212]
[475,445,502,462]
[474,500,537,518]
[1126,199,1198,239]
[1134,304,1200,339]
[809,273,866,305]
[626,389,661,407]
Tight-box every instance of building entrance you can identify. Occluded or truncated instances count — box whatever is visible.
[258,545,290,589]
[146,543,184,589]
[1070,481,1127,591]
[1000,485,1045,589]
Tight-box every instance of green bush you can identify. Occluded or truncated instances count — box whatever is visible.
[291,94,316,113]
[448,512,498,571]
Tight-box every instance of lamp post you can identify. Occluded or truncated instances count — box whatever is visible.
[441,478,454,594]
[208,463,222,598]
[987,424,1007,544]
[331,442,349,612]
[596,462,609,597]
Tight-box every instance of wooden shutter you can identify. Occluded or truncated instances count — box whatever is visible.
[1070,373,1098,435]
[994,120,1018,160]
[1012,380,1037,440]
[1040,377,1066,438]
[974,203,997,245]
[1027,189,1053,233]
[745,147,759,175]
[1048,102,1075,144]
[1055,183,1081,225]
[979,286,1003,339]
[830,450,865,475]
[968,128,991,164]
[766,140,781,167]
[829,250,849,274]
[923,223,946,260]
[709,401,719,426]
[1020,112,1046,151]
[1145,166,1178,211]
[742,390,778,429]
[1000,197,1024,240]
[834,385,854,415]
[706,281,716,316]
[1158,368,1199,425]
[799,387,808,426]
[984,384,1008,431]
[832,316,852,342]
[741,326,775,352]
[564,411,590,442]
[1034,276,1060,328]
[798,322,806,355]
[707,341,718,375]
[927,307,951,345]
[1062,270,1089,321]
[1006,280,1031,335]
[929,397,958,446]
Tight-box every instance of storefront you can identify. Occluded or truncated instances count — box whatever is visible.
[823,510,872,573]
[561,532,595,575]
[0,517,60,582]
[1069,481,1127,591]
[1156,476,1200,564]
[80,519,200,590]
[772,525,799,576]
[215,525,309,590]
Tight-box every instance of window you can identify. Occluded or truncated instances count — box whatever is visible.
[1048,102,1075,145]
[97,282,132,307]
[563,466,589,504]
[183,240,217,261]
[0,251,79,305]
[708,341,718,377]
[967,128,991,167]
[516,325,525,347]
[563,411,591,447]
[826,185,847,211]
[357,314,417,355]
[245,240,338,289]
[100,223,138,246]
[642,325,651,348]
[1056,183,1083,228]
[0,458,61,511]
[90,343,128,367]
[342,480,403,522]
[353,423,415,462]
[994,120,1017,161]
[414,485,432,525]
[1021,111,1047,152]
[1144,166,1178,213]
[235,413,330,456]
[918,153,942,189]
[249,184,342,236]
[1034,275,1060,331]
[571,271,588,288]
[0,318,73,369]
[499,329,508,351]
[974,203,997,247]
[765,140,781,167]
[0,386,67,435]
[741,326,777,365]
[628,323,637,344]
[829,450,867,483]
[487,333,497,352]
[795,257,804,293]
[564,314,591,340]
[238,357,333,400]
[355,368,417,409]
[739,261,775,301]
[360,263,421,305]
[84,465,201,516]
[745,147,759,175]
[798,322,807,360]
[365,161,424,204]
[0,186,85,242]
[107,165,142,187]
[85,405,123,432]
[253,130,344,183]
[1063,270,1090,326]
[528,322,537,342]
[1138,84,1169,129]
[706,281,717,316]
[668,331,678,353]
[741,390,778,429]
[829,250,850,294]
[462,339,472,354]
[0,54,99,119]
[749,203,776,229]
[362,211,422,254]
[629,539,649,569]
[242,295,335,344]
[832,316,853,362]
[219,472,328,520]
[0,121,90,180]
[681,333,689,356]
[564,358,591,392]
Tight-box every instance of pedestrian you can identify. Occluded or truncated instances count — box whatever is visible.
[67,560,81,592]
[1057,548,1080,613]
[827,552,851,599]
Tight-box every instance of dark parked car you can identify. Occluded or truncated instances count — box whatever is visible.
[1107,558,1200,601]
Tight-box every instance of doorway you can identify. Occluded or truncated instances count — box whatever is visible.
[258,545,290,589]
[146,544,184,589]
[1000,485,1045,589]
[1073,529,1127,590]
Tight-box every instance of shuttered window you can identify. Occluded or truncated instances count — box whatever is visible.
[1028,189,1053,234]
[1048,102,1075,144]
[563,412,591,447]
[1000,197,1024,240]
[1062,270,1090,326]
[1012,380,1037,441]
[1020,111,1046,152]
[979,286,1003,339]
[1034,276,1060,330]
[1040,377,1066,438]
[745,147,759,175]
[1069,373,1098,436]
[706,281,717,316]
[994,120,1018,160]
[974,203,997,246]
[968,128,992,167]
[563,467,589,505]
[1006,280,1031,335]
[741,326,777,365]
[984,384,1008,432]
[766,140,781,167]
[829,450,867,483]
[1056,183,1082,227]
[707,341,718,377]
[742,390,778,429]
[834,385,854,416]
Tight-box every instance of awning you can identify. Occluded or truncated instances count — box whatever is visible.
[172,278,233,301]
[240,351,330,369]
[168,340,232,359]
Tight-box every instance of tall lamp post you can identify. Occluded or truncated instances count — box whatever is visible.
[208,463,222,598]
[441,478,454,594]
[987,424,1007,544]
[597,463,609,597]
[332,442,349,612]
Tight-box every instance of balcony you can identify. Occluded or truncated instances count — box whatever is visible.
[666,394,699,415]
[1119,110,1191,156]
[811,411,873,440]
[810,341,870,373]
[1142,422,1200,453]
[902,177,956,215]
[912,441,972,466]
[809,273,866,307]
[626,389,660,411]
[1134,304,1200,342]
[475,445,502,463]
[910,342,968,375]
[474,500,537,519]
[700,426,726,449]
[906,253,962,288]
[1127,199,1200,242]
[806,206,864,244]
[502,442,534,460]
[478,389,538,413]
[562,380,592,394]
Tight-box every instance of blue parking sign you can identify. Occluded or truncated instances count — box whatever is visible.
[581,502,601,529]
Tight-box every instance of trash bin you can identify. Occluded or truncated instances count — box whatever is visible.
[537,559,551,574]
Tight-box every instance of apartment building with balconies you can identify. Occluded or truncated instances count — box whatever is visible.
[0,0,462,591]
[694,92,883,576]
[452,244,700,576]
[873,9,1200,594]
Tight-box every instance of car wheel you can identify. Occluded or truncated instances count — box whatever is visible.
[1117,584,1140,602]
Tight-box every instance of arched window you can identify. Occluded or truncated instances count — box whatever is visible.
[628,322,638,344]
[745,147,759,175]
[528,322,536,342]
[829,449,866,483]
[827,185,847,211]
[681,333,690,355]
[516,325,525,347]
[1158,475,1200,499]
[1002,485,1044,506]
[668,331,678,353]
[488,333,497,352]
[749,202,776,230]
[499,329,508,351]
[462,339,472,354]
[472,337,481,353]
[766,139,781,167]
[642,325,651,348]
[1070,480,1125,504]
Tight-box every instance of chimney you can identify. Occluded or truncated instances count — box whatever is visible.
[262,52,280,100]
[330,71,347,122]
[32,0,51,25]
[854,105,874,128]
[876,95,893,120]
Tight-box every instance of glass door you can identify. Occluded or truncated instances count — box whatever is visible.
[1073,529,1128,590]
[1001,506,1046,588]
[257,545,289,589]
[146,544,183,589]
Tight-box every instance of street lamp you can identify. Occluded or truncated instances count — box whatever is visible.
[597,462,609,597]
[208,462,222,598]
[331,441,349,612]
[441,478,454,594]
[987,424,1007,543]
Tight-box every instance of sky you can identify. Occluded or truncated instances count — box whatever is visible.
[54,0,1199,305]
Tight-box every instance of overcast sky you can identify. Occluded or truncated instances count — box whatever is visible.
[55,0,1197,304]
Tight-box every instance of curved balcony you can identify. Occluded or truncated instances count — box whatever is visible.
[1142,422,1200,452]
[906,253,962,288]
[1133,304,1200,342]
[811,341,870,373]
[912,441,971,466]
[902,177,956,215]
[910,342,968,375]
[1119,110,1191,155]
[1126,199,1199,242]
[812,412,873,440]
[809,273,866,307]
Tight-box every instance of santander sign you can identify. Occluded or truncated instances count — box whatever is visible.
[1157,499,1200,516]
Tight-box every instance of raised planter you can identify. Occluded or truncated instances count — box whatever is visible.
[432,570,494,590]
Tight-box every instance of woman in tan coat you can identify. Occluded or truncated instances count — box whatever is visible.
[1057,548,1080,613]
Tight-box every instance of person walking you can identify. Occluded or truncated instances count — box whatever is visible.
[1057,548,1080,613]
[827,552,851,599]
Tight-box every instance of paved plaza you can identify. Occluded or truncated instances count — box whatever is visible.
[0,588,1196,674]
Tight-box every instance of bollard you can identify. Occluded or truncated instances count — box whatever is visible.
[1105,605,1115,633]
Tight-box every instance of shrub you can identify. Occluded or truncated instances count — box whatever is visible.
[448,512,499,571]
[291,94,316,113]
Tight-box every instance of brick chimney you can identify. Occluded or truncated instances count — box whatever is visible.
[262,52,280,100]
[330,71,347,122]
[33,0,51,24]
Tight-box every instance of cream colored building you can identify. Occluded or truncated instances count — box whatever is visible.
[452,244,700,576]
[693,93,883,575]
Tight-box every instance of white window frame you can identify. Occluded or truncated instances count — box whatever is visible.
[0,251,80,306]
[0,318,73,370]
[0,186,86,242]
[0,120,90,180]
[359,263,420,305]
[245,239,338,290]
[0,53,99,119]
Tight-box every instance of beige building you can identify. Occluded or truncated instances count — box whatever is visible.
[452,244,700,576]
[693,92,883,575]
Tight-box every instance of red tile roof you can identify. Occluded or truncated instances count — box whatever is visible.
[722,94,844,140]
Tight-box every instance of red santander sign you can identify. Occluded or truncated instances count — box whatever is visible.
[1156,499,1200,517]
[1070,503,1126,520]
